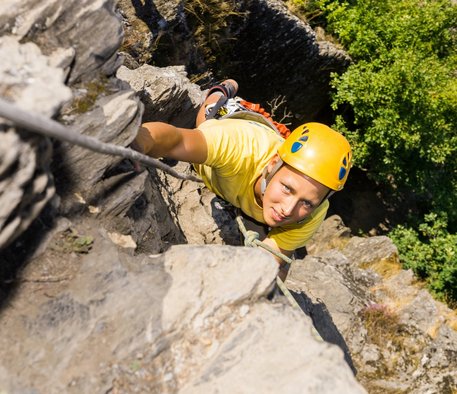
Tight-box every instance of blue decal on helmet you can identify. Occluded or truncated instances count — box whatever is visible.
[291,142,303,153]
[338,167,347,180]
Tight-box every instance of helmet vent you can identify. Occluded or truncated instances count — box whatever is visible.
[338,166,347,180]
[299,136,309,142]
[291,142,303,153]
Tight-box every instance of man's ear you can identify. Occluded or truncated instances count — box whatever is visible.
[267,153,281,173]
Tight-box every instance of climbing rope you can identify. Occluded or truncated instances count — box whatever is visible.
[235,215,297,303]
[236,215,324,342]
[0,97,203,183]
[236,216,293,264]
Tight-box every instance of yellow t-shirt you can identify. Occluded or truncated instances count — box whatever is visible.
[194,118,329,251]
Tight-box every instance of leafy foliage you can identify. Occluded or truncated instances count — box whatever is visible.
[318,0,457,227]
[390,213,457,304]
[300,0,457,304]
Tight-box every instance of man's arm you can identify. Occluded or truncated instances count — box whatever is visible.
[134,122,208,164]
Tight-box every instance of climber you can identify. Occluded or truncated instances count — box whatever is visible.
[133,79,352,276]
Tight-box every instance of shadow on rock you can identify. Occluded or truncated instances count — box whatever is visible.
[0,200,58,311]
[291,290,358,376]
[210,196,243,246]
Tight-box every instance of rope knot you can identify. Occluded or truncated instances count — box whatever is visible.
[244,230,260,247]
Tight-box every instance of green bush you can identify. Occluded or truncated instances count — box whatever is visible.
[318,0,457,228]
[390,213,457,304]
[304,0,457,304]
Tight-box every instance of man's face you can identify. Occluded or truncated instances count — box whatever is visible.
[262,158,330,228]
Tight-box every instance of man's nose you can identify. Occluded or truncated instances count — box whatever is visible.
[281,198,297,217]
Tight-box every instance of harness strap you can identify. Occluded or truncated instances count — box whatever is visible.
[206,94,228,120]
[240,100,291,139]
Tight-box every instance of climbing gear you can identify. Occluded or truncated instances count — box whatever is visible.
[205,80,238,120]
[239,100,291,138]
[278,123,352,191]
[235,214,324,342]
[236,216,293,265]
[206,80,238,100]
[0,97,203,183]
[205,97,291,138]
[204,81,291,139]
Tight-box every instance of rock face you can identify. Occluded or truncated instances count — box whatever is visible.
[117,0,350,121]
[0,0,128,250]
[225,0,350,121]
[0,0,123,84]
[0,223,365,393]
[1,1,456,393]
[117,64,204,127]
[0,36,71,250]
[287,215,457,393]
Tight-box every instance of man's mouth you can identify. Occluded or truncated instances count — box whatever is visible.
[271,208,287,223]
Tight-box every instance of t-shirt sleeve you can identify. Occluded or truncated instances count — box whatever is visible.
[197,118,281,175]
[268,199,329,251]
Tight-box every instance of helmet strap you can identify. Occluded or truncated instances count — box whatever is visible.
[324,190,335,201]
[260,158,283,195]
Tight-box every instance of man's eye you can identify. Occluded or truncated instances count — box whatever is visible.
[301,200,313,209]
[282,184,291,193]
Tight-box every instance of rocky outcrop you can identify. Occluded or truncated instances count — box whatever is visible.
[0,0,172,253]
[117,0,350,122]
[0,36,71,250]
[0,0,123,84]
[0,1,364,391]
[287,216,457,393]
[117,64,203,127]
[0,221,365,393]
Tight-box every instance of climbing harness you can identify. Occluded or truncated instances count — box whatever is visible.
[238,99,291,139]
[0,97,202,183]
[205,96,291,139]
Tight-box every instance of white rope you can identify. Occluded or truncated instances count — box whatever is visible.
[0,97,203,183]
[236,215,324,341]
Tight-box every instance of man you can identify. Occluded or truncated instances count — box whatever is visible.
[133,79,352,272]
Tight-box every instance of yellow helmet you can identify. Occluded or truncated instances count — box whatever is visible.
[278,123,352,191]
